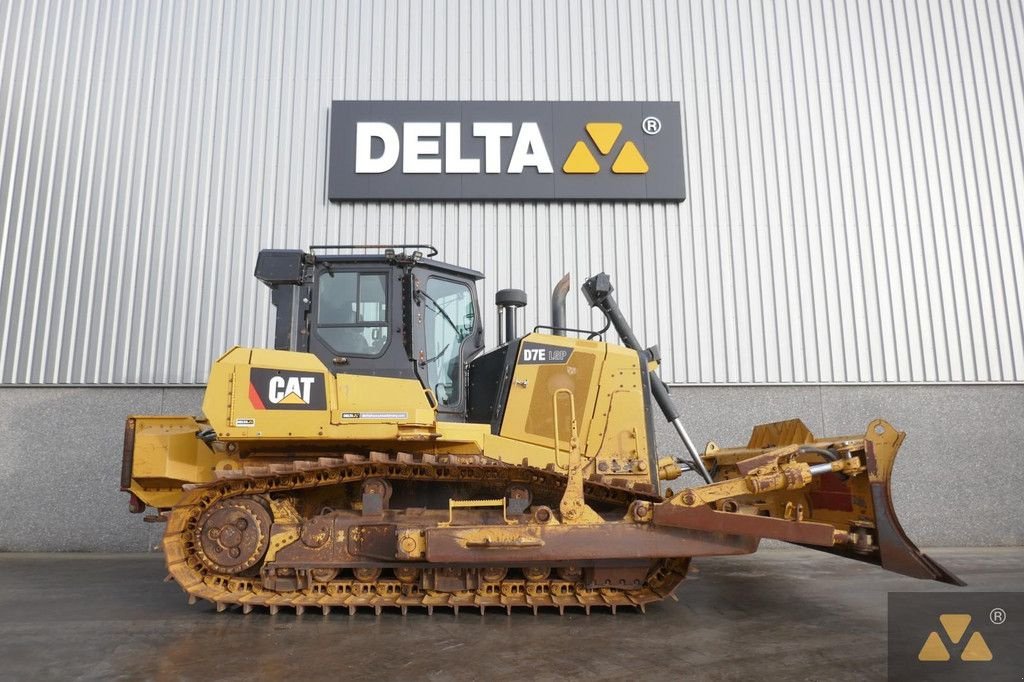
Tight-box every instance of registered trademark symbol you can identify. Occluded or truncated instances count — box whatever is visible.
[642,116,662,135]
[990,607,1006,625]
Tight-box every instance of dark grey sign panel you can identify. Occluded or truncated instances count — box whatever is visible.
[888,592,1022,680]
[328,101,685,201]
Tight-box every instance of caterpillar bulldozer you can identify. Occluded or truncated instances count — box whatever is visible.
[121,244,962,616]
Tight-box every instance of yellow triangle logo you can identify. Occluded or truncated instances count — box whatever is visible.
[585,122,622,155]
[918,614,994,663]
[918,631,950,661]
[611,141,649,174]
[939,614,971,644]
[562,122,650,175]
[961,632,993,661]
[562,141,600,174]
[278,392,307,405]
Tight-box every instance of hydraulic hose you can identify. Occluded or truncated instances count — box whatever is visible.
[797,446,838,461]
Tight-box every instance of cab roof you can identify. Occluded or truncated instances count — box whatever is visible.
[313,252,484,281]
[255,246,484,287]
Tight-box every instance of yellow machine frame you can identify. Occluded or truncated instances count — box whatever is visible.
[125,332,660,509]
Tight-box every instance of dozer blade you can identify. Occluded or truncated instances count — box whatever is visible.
[653,418,964,586]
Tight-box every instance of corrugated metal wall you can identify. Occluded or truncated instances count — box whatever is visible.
[1,0,1022,385]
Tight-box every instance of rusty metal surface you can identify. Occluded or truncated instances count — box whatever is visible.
[860,422,965,585]
[695,418,965,586]
[119,418,136,492]
[156,417,962,617]
[808,472,855,512]
[869,481,964,586]
[424,522,757,563]
[194,498,273,575]
[347,524,399,561]
[652,504,837,547]
[163,453,688,615]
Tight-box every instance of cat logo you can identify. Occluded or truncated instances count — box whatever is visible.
[248,369,327,411]
[918,614,993,662]
[268,376,315,405]
[562,122,649,174]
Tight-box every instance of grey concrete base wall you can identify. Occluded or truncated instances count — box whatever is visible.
[0,385,1020,551]
[0,388,205,553]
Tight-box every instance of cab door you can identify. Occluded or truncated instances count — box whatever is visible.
[308,264,417,379]
[412,272,483,419]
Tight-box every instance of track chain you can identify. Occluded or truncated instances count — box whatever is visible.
[164,451,689,615]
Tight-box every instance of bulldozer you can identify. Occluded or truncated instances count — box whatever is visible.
[121,244,962,616]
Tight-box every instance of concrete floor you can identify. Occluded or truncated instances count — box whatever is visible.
[0,548,1020,681]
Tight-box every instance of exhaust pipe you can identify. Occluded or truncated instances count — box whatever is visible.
[550,273,570,336]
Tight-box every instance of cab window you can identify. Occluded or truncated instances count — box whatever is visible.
[422,277,474,406]
[317,271,389,356]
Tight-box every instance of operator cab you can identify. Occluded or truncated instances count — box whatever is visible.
[254,245,484,419]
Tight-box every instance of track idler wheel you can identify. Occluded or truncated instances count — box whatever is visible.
[353,567,382,583]
[310,567,339,583]
[394,567,421,584]
[195,497,272,575]
[556,566,582,582]
[481,567,508,582]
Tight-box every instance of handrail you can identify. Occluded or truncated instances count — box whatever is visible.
[532,323,609,341]
[551,388,578,470]
[552,388,602,524]
[308,244,439,258]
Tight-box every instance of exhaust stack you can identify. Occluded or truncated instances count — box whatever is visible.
[550,273,570,336]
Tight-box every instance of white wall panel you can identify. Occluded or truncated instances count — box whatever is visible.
[1,0,1022,384]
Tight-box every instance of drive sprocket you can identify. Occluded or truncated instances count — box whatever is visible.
[194,497,272,575]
